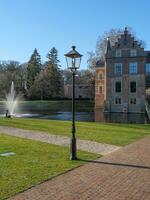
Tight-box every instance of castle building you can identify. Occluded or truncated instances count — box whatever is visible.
[64,84,94,99]
[95,27,150,113]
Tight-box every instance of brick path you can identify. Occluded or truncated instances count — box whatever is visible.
[0,126,119,155]
[9,136,150,200]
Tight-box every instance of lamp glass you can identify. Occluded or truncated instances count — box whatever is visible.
[66,57,81,70]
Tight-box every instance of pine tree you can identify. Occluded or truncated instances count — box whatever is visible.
[27,48,41,90]
[47,47,60,66]
[27,47,63,99]
[45,47,62,98]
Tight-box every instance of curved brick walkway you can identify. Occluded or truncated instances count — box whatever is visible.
[8,136,150,200]
[0,126,119,155]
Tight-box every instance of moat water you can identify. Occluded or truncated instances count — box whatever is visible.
[0,102,149,124]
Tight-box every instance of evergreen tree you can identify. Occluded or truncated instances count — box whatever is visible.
[28,47,63,99]
[47,47,60,66]
[26,48,41,90]
[46,47,62,97]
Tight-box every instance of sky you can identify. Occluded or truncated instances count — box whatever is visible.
[0,0,150,69]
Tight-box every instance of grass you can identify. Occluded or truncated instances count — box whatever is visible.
[0,134,98,200]
[0,118,150,146]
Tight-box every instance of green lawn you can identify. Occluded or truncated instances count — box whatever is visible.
[0,118,150,146]
[0,134,98,200]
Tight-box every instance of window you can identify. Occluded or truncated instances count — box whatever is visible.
[146,63,150,74]
[96,85,103,94]
[115,98,121,104]
[115,63,122,76]
[124,39,128,45]
[130,82,136,93]
[115,82,121,92]
[98,73,103,80]
[130,63,137,74]
[116,49,122,57]
[95,86,98,94]
[130,49,137,57]
[130,98,136,104]
[99,86,103,94]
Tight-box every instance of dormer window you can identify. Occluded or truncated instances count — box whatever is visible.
[130,49,137,57]
[116,49,122,57]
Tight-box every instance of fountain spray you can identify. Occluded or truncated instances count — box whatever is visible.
[5,82,19,118]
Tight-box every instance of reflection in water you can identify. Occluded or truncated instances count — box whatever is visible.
[40,112,94,122]
[95,108,149,124]
[0,102,149,124]
[0,111,148,124]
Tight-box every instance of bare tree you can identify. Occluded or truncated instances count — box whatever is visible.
[87,51,97,71]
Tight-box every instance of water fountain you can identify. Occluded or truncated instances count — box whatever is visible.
[5,82,19,118]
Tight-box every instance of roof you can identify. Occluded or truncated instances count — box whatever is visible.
[96,60,105,68]
[106,38,112,53]
[64,46,83,58]
[146,51,150,56]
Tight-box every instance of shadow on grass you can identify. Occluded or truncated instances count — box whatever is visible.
[78,158,150,170]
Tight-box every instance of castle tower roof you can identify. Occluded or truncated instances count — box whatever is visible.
[124,27,128,37]
[105,38,111,54]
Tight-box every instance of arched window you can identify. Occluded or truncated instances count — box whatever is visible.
[99,86,103,93]
[98,72,103,80]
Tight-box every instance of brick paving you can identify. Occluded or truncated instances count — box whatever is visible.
[0,126,119,155]
[9,136,150,200]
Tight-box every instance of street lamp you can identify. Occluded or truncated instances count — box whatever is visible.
[65,46,83,160]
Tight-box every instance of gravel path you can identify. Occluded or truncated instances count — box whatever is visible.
[0,126,120,155]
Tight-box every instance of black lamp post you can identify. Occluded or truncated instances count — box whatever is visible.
[65,46,83,160]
